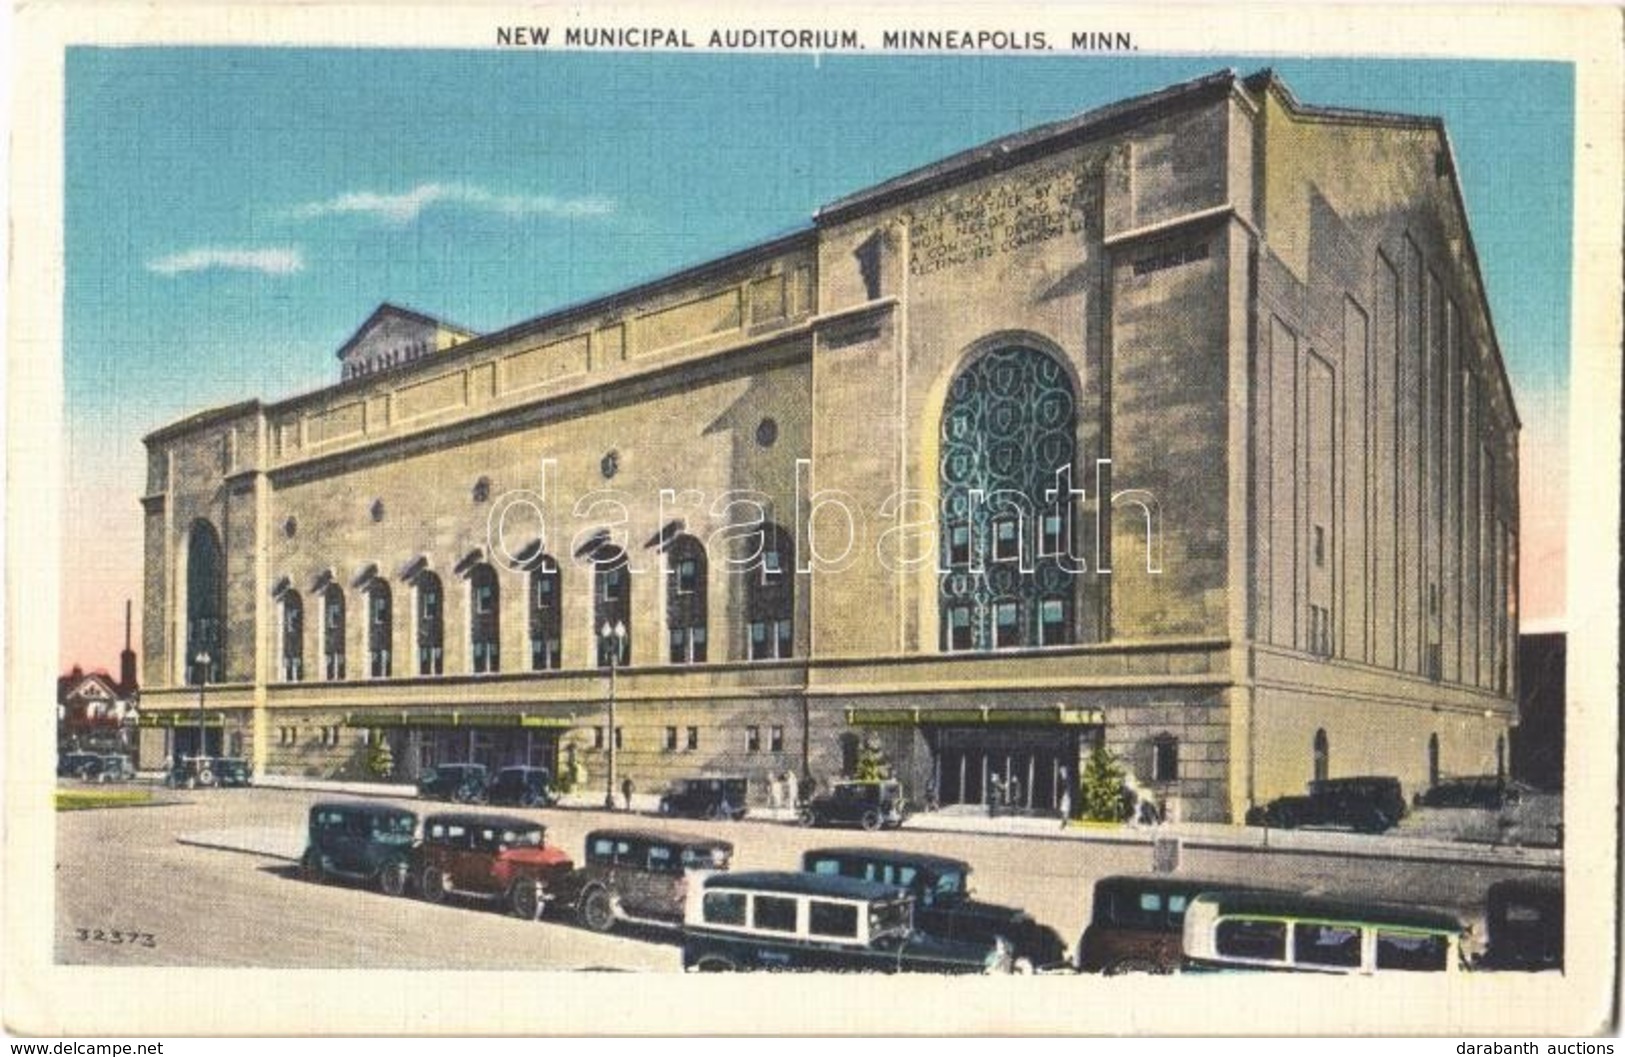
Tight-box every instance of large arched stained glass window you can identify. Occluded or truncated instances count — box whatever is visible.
[939,346,1077,652]
[666,534,708,664]
[746,523,794,661]
[417,572,444,676]
[280,591,304,682]
[469,563,500,673]
[185,520,225,683]
[367,581,392,678]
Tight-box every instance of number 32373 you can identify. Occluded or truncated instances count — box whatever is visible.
[75,928,156,948]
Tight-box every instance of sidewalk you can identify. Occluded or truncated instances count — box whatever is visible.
[223,773,1559,871]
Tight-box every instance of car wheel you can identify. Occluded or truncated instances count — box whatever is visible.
[657,799,672,816]
[860,809,882,832]
[693,955,738,972]
[420,867,450,904]
[797,808,816,828]
[579,887,616,933]
[510,878,545,921]
[1103,957,1166,976]
[520,789,541,808]
[1012,957,1036,975]
[378,860,409,897]
[196,768,216,788]
[300,850,327,885]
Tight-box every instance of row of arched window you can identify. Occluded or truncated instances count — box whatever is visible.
[273,528,796,682]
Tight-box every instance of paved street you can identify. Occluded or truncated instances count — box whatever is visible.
[55,783,1559,970]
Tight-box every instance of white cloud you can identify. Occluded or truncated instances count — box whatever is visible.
[147,247,305,276]
[291,182,616,225]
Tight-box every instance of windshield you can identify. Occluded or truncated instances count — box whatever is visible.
[681,846,731,870]
[502,827,544,848]
[869,898,913,941]
[371,814,417,842]
[933,869,967,901]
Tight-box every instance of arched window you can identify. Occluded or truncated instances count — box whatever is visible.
[529,557,561,671]
[1151,733,1180,783]
[938,346,1077,652]
[185,520,226,683]
[321,584,346,680]
[469,563,500,673]
[416,572,444,676]
[667,534,708,664]
[1428,732,1440,788]
[1313,728,1330,783]
[746,523,794,661]
[367,581,392,678]
[280,591,304,682]
[595,546,631,667]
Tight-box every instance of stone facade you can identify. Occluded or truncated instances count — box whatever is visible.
[137,70,1518,822]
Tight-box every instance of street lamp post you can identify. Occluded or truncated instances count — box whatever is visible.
[194,650,211,776]
[600,621,626,809]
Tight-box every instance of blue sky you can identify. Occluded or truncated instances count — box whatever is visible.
[61,50,1574,664]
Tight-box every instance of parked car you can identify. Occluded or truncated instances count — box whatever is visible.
[658,776,749,821]
[682,870,1014,974]
[802,847,1065,970]
[797,779,906,831]
[417,763,490,803]
[164,754,222,787]
[1415,775,1522,810]
[57,752,101,779]
[1182,891,1465,974]
[300,801,419,895]
[210,756,253,787]
[1477,879,1563,971]
[1076,875,1267,974]
[413,812,575,919]
[563,828,734,933]
[88,753,137,783]
[1244,776,1407,833]
[483,766,557,808]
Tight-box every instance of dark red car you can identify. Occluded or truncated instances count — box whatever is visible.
[413,812,574,919]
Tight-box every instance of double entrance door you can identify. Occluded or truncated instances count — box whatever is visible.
[930,726,1082,812]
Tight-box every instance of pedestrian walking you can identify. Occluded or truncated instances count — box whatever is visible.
[621,776,634,812]
[784,769,800,807]
[768,772,783,811]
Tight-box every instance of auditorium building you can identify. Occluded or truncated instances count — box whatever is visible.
[136,69,1520,822]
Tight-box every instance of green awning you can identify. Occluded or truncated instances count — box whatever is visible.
[846,706,1105,727]
[342,710,575,730]
[137,712,228,728]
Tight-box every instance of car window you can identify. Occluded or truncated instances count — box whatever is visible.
[702,891,746,926]
[1293,922,1363,968]
[1375,931,1449,971]
[752,895,799,933]
[1215,918,1287,961]
[614,841,633,862]
[682,846,730,870]
[809,900,859,939]
[935,870,966,898]
[1138,892,1165,914]
[647,845,675,872]
[808,858,842,877]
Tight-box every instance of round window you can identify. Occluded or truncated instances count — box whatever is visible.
[282,516,297,538]
[370,499,385,523]
[600,450,620,479]
[472,477,491,503]
[756,417,779,448]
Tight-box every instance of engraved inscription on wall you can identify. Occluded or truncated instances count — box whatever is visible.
[907,158,1104,277]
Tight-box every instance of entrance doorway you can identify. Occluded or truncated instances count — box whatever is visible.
[929,726,1082,811]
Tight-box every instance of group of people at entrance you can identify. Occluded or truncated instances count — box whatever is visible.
[764,771,801,810]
